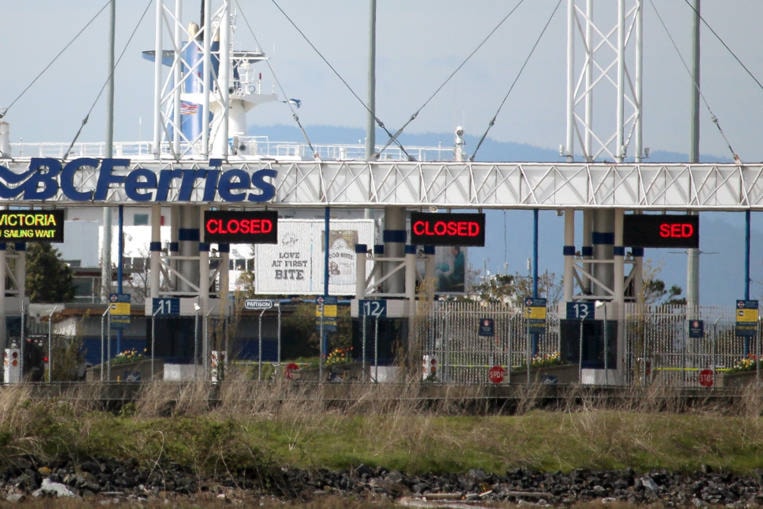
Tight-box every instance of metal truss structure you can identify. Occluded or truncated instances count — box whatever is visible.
[564,0,644,163]
[1,160,760,210]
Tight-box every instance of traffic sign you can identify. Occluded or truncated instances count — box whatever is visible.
[524,297,547,333]
[478,318,495,337]
[735,299,759,337]
[698,369,713,388]
[566,301,594,321]
[152,297,180,316]
[109,293,131,328]
[688,319,704,338]
[316,304,338,318]
[245,299,274,311]
[359,299,387,318]
[524,297,547,320]
[488,365,505,384]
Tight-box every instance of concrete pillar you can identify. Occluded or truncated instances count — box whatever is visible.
[218,243,230,298]
[149,204,161,299]
[355,243,367,298]
[632,247,644,309]
[382,207,406,294]
[582,210,593,294]
[405,245,416,301]
[405,244,417,349]
[613,209,625,383]
[423,245,436,301]
[372,244,383,293]
[169,206,180,291]
[199,240,210,377]
[593,210,614,297]
[198,206,210,304]
[563,209,575,303]
[178,206,199,294]
[14,243,25,304]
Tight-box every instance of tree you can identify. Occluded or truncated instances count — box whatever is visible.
[25,242,75,303]
[470,271,562,305]
[643,279,685,306]
[641,259,685,306]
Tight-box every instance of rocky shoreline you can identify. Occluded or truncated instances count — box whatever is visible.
[3,456,763,507]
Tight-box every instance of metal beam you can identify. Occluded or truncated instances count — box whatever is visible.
[1,160,761,209]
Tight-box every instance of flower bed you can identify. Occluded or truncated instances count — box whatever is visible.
[509,363,579,384]
[86,358,163,382]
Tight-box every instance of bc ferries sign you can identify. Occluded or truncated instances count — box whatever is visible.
[0,158,277,204]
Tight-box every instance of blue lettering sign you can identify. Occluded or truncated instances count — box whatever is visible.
[0,158,278,204]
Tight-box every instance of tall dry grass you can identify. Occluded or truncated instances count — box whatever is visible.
[1,379,762,477]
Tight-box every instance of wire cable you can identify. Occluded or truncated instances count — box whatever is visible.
[1,1,111,119]
[269,0,413,159]
[682,0,763,93]
[63,0,153,160]
[236,1,318,158]
[376,0,527,156]
[470,0,562,162]
[650,0,740,163]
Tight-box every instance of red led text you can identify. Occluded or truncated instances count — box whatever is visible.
[659,222,695,239]
[412,220,482,238]
[206,218,274,236]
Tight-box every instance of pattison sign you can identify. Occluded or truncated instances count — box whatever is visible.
[0,158,277,203]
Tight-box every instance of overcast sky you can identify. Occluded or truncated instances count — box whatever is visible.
[3,0,763,162]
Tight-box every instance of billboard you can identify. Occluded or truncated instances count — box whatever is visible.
[417,245,469,294]
[255,219,374,295]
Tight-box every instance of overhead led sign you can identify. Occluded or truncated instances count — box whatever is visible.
[204,210,278,244]
[410,212,485,246]
[0,210,64,242]
[623,214,699,248]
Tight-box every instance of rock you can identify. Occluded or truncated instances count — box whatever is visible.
[32,478,76,498]
[5,493,25,503]
[4,456,763,507]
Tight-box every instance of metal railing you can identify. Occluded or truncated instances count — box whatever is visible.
[8,137,456,162]
[412,301,760,388]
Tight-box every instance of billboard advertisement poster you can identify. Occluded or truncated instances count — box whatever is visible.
[255,219,374,295]
[416,246,469,294]
[324,230,358,287]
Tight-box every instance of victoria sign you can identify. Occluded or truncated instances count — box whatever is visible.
[0,210,64,242]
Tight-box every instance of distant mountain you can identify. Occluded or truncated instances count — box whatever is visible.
[251,123,736,164]
[252,124,762,306]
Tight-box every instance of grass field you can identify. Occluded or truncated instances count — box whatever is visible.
[2,377,762,480]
